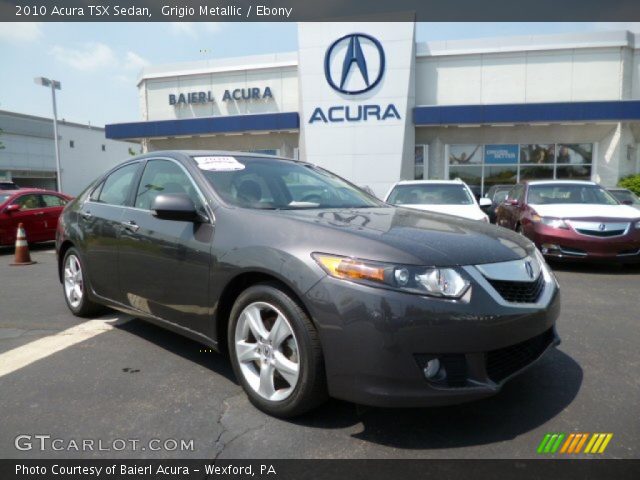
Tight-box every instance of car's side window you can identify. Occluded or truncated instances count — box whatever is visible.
[134,159,204,212]
[12,194,42,211]
[42,194,68,208]
[508,185,524,202]
[89,181,104,202]
[98,163,140,206]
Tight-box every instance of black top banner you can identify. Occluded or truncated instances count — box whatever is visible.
[1,0,640,22]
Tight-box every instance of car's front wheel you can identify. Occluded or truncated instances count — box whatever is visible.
[62,247,103,317]
[228,283,327,417]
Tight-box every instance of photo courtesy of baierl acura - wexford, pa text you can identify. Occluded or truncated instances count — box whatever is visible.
[0,1,639,479]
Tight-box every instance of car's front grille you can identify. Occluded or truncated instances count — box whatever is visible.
[575,228,626,237]
[570,221,629,238]
[486,328,554,383]
[487,274,545,303]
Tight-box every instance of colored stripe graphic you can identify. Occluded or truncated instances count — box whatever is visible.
[585,433,614,454]
[537,434,552,453]
[550,433,565,453]
[539,433,613,454]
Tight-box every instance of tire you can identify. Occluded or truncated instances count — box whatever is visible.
[62,247,104,317]
[228,282,327,417]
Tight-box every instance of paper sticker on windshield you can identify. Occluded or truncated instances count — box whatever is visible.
[194,156,245,171]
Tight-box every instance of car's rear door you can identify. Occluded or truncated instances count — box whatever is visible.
[41,194,69,240]
[80,162,142,303]
[118,157,213,334]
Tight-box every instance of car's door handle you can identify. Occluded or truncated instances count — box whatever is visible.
[80,211,92,220]
[121,220,139,232]
[33,212,45,216]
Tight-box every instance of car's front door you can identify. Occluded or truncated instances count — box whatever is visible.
[8,194,47,242]
[118,158,213,334]
[81,162,142,303]
[498,184,524,229]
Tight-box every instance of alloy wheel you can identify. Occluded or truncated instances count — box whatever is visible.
[64,254,84,309]
[234,301,300,402]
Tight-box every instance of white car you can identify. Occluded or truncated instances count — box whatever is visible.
[385,180,491,222]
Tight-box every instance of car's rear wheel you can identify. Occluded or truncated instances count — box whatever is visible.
[62,248,103,317]
[228,283,327,417]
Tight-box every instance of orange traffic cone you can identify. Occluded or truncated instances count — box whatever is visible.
[11,223,36,266]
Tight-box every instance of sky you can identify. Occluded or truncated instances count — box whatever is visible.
[0,22,639,127]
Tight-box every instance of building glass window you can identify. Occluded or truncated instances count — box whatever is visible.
[414,145,424,179]
[520,144,555,164]
[449,144,482,166]
[449,165,482,187]
[69,140,75,148]
[484,164,518,189]
[101,144,106,151]
[447,142,594,195]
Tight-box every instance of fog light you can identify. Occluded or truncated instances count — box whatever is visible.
[541,243,560,255]
[423,359,441,379]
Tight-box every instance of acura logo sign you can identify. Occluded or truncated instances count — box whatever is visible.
[598,223,606,231]
[525,260,535,279]
[324,33,385,95]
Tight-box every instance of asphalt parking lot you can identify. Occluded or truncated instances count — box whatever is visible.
[0,244,638,459]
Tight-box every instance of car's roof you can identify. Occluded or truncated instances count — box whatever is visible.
[0,188,66,195]
[146,150,297,162]
[525,180,597,186]
[392,180,467,187]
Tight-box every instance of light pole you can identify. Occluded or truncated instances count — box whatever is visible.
[34,77,62,192]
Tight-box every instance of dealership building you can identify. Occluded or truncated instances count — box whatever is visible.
[1,110,139,195]
[106,24,640,197]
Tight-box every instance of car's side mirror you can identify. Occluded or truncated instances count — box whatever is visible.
[150,194,206,223]
[479,198,492,208]
[506,198,519,206]
[4,204,20,214]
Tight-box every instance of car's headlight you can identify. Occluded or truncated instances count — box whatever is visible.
[312,253,470,298]
[532,215,569,229]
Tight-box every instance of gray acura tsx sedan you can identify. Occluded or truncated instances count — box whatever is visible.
[56,151,560,417]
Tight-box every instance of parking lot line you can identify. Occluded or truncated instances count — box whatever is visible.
[0,316,130,378]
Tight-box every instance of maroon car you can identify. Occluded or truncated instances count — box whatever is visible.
[496,180,640,262]
[0,188,71,246]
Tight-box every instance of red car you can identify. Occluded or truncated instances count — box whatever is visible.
[0,189,72,246]
[496,180,640,263]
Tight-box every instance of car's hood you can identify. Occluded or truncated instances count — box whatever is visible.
[274,206,534,266]
[530,203,640,220]
[402,204,487,221]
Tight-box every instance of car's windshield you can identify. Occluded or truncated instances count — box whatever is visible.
[387,184,474,206]
[197,156,383,210]
[528,184,619,205]
[0,194,10,204]
[494,191,509,203]
[609,190,640,205]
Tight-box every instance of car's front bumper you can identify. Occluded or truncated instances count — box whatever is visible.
[527,223,640,263]
[303,269,560,408]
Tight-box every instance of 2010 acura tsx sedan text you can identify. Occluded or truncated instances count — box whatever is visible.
[56,151,561,417]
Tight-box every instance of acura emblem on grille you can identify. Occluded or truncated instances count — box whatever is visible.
[598,223,606,231]
[525,261,534,279]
